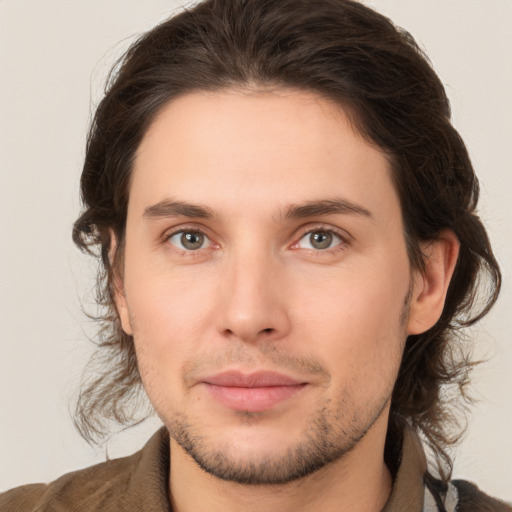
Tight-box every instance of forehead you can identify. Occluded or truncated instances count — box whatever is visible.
[130,88,400,223]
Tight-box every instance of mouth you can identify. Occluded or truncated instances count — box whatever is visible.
[201,370,308,412]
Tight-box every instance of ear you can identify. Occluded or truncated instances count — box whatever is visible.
[407,230,460,335]
[109,231,133,336]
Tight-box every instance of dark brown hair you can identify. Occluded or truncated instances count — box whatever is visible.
[72,0,500,478]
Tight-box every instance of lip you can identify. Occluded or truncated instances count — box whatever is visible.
[201,371,307,412]
[203,370,304,387]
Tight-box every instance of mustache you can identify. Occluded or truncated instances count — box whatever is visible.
[182,344,330,386]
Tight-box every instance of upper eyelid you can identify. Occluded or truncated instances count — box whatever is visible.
[162,223,211,239]
[294,223,352,242]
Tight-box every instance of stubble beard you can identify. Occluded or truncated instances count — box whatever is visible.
[166,390,393,485]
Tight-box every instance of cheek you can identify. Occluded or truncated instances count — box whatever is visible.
[123,266,217,388]
[123,258,234,376]
[290,257,409,380]
[126,281,205,416]
[125,254,216,331]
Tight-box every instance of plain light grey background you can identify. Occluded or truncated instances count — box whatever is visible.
[1,0,511,501]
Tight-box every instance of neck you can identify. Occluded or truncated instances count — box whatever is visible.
[169,416,392,512]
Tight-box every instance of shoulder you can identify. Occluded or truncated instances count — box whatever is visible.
[0,428,170,512]
[0,483,48,511]
[0,449,143,512]
[452,479,512,512]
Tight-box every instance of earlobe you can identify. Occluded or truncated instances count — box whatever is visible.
[109,232,133,336]
[407,230,460,335]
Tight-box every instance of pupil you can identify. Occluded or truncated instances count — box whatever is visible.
[311,231,332,249]
[181,232,203,250]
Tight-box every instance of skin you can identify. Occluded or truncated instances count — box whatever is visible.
[114,88,459,512]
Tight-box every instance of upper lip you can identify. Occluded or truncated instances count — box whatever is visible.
[202,370,305,387]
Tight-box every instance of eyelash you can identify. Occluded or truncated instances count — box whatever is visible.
[163,224,350,255]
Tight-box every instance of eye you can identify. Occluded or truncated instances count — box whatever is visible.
[167,230,210,251]
[296,230,343,250]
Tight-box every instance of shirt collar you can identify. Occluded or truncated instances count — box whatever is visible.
[383,425,428,511]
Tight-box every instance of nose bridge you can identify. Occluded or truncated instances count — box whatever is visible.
[217,240,289,342]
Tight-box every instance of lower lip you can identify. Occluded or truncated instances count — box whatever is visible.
[204,383,307,412]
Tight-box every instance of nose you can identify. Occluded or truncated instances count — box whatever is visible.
[216,247,291,343]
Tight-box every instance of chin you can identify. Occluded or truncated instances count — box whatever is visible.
[165,405,372,486]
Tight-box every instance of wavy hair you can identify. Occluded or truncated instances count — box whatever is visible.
[72,0,501,479]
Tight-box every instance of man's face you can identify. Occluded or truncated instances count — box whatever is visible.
[117,88,418,484]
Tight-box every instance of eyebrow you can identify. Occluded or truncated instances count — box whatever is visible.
[284,198,372,220]
[143,199,215,219]
[142,197,372,221]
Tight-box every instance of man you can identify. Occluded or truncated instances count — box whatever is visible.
[1,0,510,510]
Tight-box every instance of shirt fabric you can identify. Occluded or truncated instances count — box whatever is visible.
[1,426,510,511]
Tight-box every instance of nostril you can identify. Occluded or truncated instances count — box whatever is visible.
[261,328,274,335]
